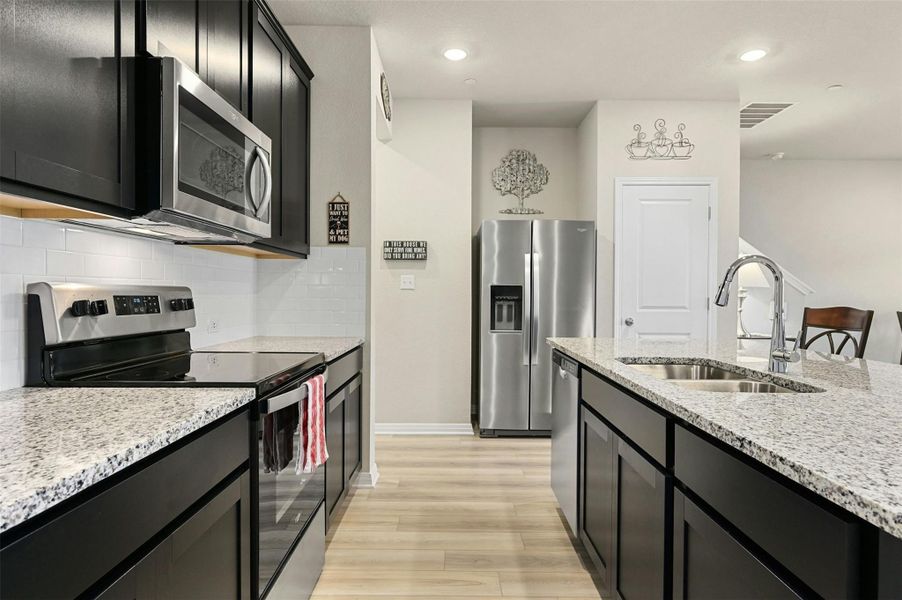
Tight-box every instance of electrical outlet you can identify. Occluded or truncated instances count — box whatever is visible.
[206,319,219,334]
[400,274,415,290]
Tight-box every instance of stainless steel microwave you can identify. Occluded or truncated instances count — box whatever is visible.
[134,56,273,243]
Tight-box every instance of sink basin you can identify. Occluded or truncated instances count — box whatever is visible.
[621,360,823,394]
[628,364,746,380]
[671,380,796,394]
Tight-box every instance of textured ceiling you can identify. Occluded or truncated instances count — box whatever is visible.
[272,1,902,159]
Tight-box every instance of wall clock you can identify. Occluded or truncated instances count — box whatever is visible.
[380,72,392,122]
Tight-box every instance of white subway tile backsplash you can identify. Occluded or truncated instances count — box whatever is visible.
[46,250,85,277]
[1,216,366,390]
[22,220,66,250]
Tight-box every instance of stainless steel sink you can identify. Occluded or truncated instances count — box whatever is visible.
[671,380,796,394]
[622,361,820,394]
[628,364,746,381]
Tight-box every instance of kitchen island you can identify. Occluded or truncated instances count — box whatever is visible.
[548,337,902,600]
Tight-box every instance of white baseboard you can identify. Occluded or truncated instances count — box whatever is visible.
[353,465,380,488]
[375,422,475,435]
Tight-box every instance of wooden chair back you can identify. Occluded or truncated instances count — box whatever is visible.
[799,306,874,359]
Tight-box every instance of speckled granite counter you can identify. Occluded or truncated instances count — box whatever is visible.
[203,336,364,362]
[0,386,255,533]
[547,337,902,539]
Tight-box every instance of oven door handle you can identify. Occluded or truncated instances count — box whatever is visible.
[262,371,328,415]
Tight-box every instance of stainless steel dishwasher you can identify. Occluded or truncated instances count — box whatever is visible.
[551,350,579,534]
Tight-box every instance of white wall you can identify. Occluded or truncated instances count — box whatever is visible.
[740,159,902,363]
[594,100,741,345]
[0,216,257,390]
[576,104,599,222]
[371,99,473,427]
[472,127,578,230]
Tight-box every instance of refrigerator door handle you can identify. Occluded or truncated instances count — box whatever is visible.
[531,252,540,365]
[523,253,531,366]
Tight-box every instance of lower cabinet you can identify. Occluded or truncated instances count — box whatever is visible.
[579,405,669,600]
[673,489,800,599]
[325,389,346,518]
[579,408,615,593]
[1,410,251,599]
[97,472,252,600]
[324,372,363,531]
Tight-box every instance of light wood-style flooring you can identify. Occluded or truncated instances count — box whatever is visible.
[311,434,602,599]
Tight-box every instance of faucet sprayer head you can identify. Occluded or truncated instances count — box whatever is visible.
[714,278,732,306]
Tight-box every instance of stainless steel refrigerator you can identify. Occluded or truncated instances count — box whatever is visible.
[477,219,595,435]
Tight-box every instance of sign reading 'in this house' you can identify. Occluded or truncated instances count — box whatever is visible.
[383,241,427,260]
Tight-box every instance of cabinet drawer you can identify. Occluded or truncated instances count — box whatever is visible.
[582,370,668,467]
[327,346,362,397]
[0,410,250,600]
[675,425,860,599]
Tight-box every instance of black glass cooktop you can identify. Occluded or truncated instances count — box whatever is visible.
[68,351,324,395]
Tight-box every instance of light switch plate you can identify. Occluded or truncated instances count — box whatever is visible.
[400,274,415,290]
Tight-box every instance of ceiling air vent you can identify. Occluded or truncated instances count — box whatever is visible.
[740,103,794,129]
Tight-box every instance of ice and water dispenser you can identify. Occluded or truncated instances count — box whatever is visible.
[490,285,522,331]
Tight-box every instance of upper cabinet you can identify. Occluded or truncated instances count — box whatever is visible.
[250,1,312,257]
[142,0,250,114]
[0,0,135,213]
[0,0,310,258]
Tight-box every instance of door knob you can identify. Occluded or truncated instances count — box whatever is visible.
[624,317,635,326]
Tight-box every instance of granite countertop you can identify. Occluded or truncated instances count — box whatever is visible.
[203,336,364,362]
[547,337,902,540]
[0,386,255,533]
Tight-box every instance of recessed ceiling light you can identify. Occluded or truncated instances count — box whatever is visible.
[826,84,844,91]
[464,78,477,85]
[739,49,768,62]
[443,48,468,61]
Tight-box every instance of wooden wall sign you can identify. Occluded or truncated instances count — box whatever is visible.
[383,240,427,260]
[328,193,350,244]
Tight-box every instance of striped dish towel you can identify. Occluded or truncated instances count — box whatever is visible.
[297,373,328,474]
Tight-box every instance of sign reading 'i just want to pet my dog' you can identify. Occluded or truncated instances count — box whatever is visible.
[328,193,350,244]
[383,241,427,260]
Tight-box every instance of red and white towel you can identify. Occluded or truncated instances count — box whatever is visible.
[297,374,328,474]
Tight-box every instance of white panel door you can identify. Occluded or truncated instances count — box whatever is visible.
[617,183,712,341]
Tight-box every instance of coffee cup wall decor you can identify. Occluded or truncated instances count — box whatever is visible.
[626,119,694,160]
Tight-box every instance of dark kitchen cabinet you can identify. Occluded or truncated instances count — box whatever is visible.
[142,0,199,71]
[325,389,346,521]
[614,437,669,600]
[673,489,800,600]
[202,0,250,113]
[142,0,249,114]
[250,2,312,257]
[579,407,616,594]
[1,410,251,599]
[344,376,362,484]
[0,0,134,213]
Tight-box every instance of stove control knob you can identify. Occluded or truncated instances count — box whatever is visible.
[186,298,194,310]
[170,298,188,311]
[70,299,90,317]
[90,299,109,316]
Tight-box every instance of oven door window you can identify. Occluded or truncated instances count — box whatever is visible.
[177,87,269,221]
[258,399,324,595]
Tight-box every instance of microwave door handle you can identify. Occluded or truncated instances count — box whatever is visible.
[255,147,273,220]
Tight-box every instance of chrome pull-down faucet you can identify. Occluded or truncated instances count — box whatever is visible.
[714,255,800,373]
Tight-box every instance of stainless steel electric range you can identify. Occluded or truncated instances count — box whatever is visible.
[26,282,326,599]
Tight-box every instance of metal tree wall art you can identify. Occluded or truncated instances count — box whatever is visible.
[626,119,694,160]
[492,149,549,214]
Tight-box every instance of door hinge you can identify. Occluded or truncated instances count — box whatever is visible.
[707,296,711,310]
[708,206,712,221]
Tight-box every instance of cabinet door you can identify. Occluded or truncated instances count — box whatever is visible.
[143,0,198,70]
[344,377,362,485]
[0,0,131,210]
[250,9,284,247]
[325,394,346,521]
[278,55,310,255]
[201,0,249,113]
[614,438,669,600]
[158,472,252,600]
[673,490,801,600]
[579,407,615,594]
